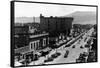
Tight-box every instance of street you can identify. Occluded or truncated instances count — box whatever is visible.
[28,28,94,65]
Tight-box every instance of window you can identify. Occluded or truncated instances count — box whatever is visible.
[44,39,46,45]
[30,42,33,49]
[43,38,46,46]
[31,43,33,49]
[30,40,40,50]
[34,42,35,50]
[30,42,35,50]
[36,40,40,50]
[22,54,25,59]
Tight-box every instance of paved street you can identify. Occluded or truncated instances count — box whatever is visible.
[28,28,94,65]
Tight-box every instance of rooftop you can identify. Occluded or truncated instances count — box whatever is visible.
[29,33,49,38]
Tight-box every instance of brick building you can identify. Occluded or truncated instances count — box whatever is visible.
[40,14,73,36]
[40,14,73,44]
[14,24,49,62]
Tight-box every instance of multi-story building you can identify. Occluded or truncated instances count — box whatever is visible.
[14,25,29,49]
[14,14,73,63]
[40,14,73,44]
[14,24,49,63]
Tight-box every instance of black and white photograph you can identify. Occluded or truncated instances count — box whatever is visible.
[11,1,97,67]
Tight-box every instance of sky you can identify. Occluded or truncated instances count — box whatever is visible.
[15,2,96,17]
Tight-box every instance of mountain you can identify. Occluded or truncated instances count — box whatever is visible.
[64,11,96,24]
[15,11,96,24]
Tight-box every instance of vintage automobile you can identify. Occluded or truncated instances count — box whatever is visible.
[65,44,71,47]
[80,46,84,49]
[72,45,75,48]
[76,53,88,63]
[51,52,61,58]
[82,52,89,57]
[85,44,90,48]
[40,51,50,57]
[76,57,86,63]
[44,57,54,63]
[87,51,96,62]
[64,50,69,58]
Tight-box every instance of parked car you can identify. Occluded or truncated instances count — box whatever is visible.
[76,57,86,63]
[72,45,75,48]
[51,52,61,58]
[79,53,84,58]
[85,44,90,48]
[64,50,69,58]
[44,57,53,63]
[80,46,84,49]
[87,51,96,62]
[82,52,89,57]
[76,53,87,63]
[40,51,50,57]
[65,44,71,47]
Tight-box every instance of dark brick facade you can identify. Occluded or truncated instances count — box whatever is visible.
[40,14,73,37]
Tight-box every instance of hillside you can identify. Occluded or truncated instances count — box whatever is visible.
[64,11,96,24]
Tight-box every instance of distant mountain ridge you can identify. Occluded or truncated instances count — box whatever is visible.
[64,11,96,24]
[15,11,96,24]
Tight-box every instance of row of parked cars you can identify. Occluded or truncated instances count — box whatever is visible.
[43,50,70,63]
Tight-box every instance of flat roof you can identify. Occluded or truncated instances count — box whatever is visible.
[29,33,49,38]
